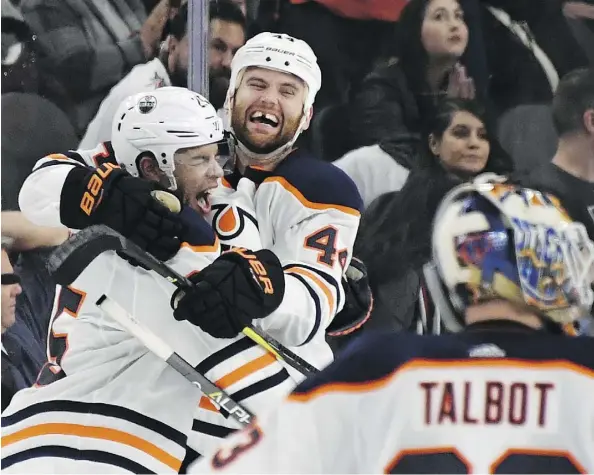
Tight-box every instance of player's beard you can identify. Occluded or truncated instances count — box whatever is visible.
[169,63,188,88]
[231,103,302,155]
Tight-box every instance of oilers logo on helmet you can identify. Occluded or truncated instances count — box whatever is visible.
[138,95,157,114]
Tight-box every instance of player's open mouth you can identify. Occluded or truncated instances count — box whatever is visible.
[196,191,211,214]
[249,110,280,129]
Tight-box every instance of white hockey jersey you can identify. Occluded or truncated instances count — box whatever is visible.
[181,148,363,462]
[189,330,594,474]
[207,148,363,351]
[3,143,299,472]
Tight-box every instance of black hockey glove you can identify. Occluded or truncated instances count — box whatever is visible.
[327,257,373,337]
[60,164,184,262]
[171,248,285,339]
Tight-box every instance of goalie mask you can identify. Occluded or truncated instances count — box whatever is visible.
[111,87,226,190]
[423,175,594,333]
[224,32,322,163]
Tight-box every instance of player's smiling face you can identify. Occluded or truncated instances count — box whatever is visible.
[173,143,224,215]
[230,67,308,154]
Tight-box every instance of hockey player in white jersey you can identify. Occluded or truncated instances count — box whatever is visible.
[2,87,287,473]
[190,177,594,474]
[172,31,365,393]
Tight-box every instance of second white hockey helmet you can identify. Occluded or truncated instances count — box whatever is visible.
[225,32,322,161]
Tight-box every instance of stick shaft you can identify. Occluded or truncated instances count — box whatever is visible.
[96,295,254,426]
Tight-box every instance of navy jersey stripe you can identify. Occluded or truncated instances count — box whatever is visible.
[191,420,236,438]
[284,263,342,311]
[231,368,291,403]
[290,273,322,345]
[195,337,256,375]
[1,445,155,473]
[1,400,186,446]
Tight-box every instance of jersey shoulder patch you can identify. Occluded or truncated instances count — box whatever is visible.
[267,149,363,214]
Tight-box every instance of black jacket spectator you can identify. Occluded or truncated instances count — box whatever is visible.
[353,100,513,341]
[19,0,169,134]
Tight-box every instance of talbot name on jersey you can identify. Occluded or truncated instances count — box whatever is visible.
[420,380,555,427]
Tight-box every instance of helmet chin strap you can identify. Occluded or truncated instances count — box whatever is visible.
[231,111,308,166]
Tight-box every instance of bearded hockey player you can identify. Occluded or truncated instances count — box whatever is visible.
[190,177,594,474]
[2,88,286,473]
[173,31,364,386]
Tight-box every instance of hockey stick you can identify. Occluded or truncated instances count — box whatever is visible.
[95,294,253,426]
[47,225,319,376]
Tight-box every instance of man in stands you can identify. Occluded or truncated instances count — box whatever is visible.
[79,0,246,148]
[523,67,594,239]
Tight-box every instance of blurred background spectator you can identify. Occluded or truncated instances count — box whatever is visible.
[520,67,594,239]
[1,214,68,410]
[2,235,24,411]
[351,99,513,344]
[79,0,246,148]
[19,0,172,136]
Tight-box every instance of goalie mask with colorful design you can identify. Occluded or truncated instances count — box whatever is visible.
[425,175,594,332]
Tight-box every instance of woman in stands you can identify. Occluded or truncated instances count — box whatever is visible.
[334,0,477,208]
[351,98,513,342]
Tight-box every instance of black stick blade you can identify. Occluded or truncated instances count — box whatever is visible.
[47,225,124,286]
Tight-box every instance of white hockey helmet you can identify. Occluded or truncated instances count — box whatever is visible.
[423,174,594,333]
[112,86,224,190]
[225,32,322,161]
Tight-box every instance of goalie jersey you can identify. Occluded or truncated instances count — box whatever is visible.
[3,143,303,473]
[190,327,594,474]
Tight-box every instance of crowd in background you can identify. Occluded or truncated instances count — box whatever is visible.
[2,0,594,413]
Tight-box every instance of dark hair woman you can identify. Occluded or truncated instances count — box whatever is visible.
[336,0,478,209]
[350,98,513,340]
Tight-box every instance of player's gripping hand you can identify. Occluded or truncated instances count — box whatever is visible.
[60,164,184,261]
[171,248,285,339]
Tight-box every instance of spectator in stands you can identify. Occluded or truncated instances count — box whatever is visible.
[208,0,247,113]
[2,236,24,412]
[79,0,246,148]
[277,0,406,110]
[354,99,512,338]
[1,238,21,335]
[20,0,173,135]
[521,67,594,239]
[1,212,69,411]
[335,0,475,208]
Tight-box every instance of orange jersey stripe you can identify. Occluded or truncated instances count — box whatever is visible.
[1,422,182,471]
[263,177,361,217]
[288,359,594,403]
[181,237,220,254]
[199,353,277,412]
[46,153,71,161]
[215,353,276,389]
[285,266,336,317]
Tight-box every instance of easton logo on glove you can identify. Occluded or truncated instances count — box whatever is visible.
[227,248,275,295]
